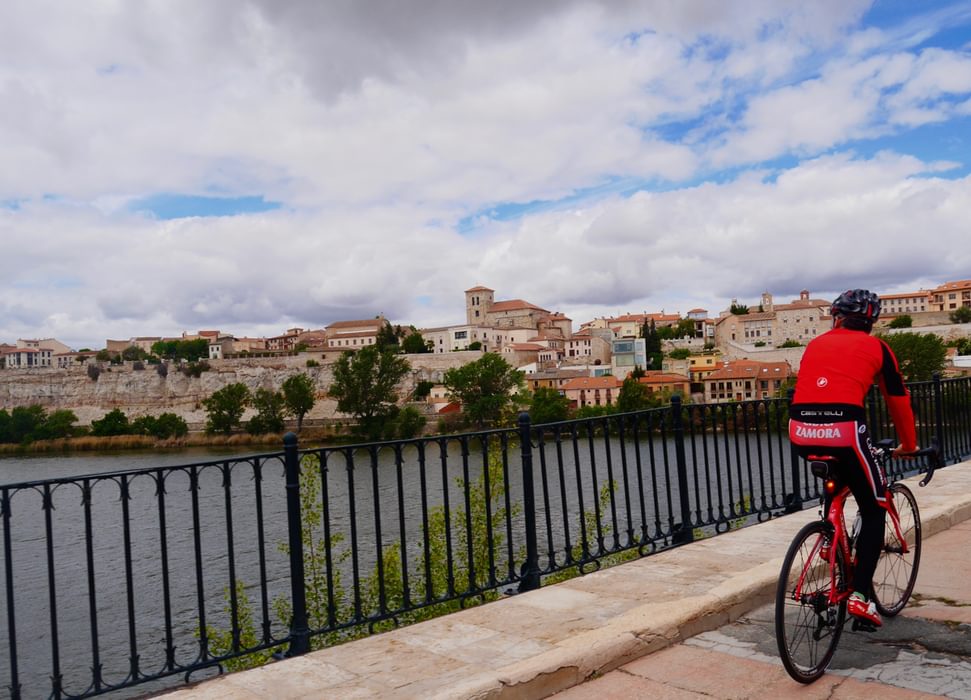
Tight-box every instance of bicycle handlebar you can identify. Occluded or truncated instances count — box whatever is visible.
[875,436,943,487]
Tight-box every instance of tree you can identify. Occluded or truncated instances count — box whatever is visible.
[203,383,251,435]
[36,409,79,440]
[442,353,525,427]
[156,412,189,438]
[668,348,692,360]
[375,321,406,350]
[329,346,411,439]
[730,303,750,315]
[949,306,971,324]
[282,373,316,433]
[0,405,47,443]
[957,337,971,356]
[656,318,696,340]
[640,319,662,370]
[151,338,210,362]
[528,387,570,425]
[386,406,427,439]
[616,376,651,413]
[888,315,913,329]
[879,332,947,382]
[91,408,131,437]
[400,327,432,354]
[247,388,286,435]
[132,413,189,439]
[412,380,434,400]
[121,345,148,361]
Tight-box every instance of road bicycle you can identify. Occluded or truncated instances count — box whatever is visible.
[774,437,941,683]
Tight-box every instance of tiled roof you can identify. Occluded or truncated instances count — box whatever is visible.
[465,285,494,292]
[489,299,550,313]
[529,369,588,380]
[705,360,791,380]
[931,279,971,293]
[561,376,622,391]
[610,313,680,323]
[878,291,929,300]
[774,301,829,310]
[326,319,385,330]
[637,372,689,385]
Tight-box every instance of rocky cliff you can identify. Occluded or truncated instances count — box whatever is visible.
[0,351,480,427]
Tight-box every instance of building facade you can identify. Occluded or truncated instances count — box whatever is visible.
[701,360,792,403]
[929,280,971,312]
[878,291,930,315]
[326,319,385,350]
[714,291,829,347]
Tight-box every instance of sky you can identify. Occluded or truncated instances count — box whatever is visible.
[2,0,971,351]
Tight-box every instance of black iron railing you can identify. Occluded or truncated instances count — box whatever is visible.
[2,374,970,698]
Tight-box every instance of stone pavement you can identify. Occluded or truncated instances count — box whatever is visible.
[554,518,971,699]
[154,461,971,700]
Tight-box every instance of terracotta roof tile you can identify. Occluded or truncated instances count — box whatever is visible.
[489,299,550,313]
[561,376,622,390]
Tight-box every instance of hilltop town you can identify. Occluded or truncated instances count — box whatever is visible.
[2,280,970,426]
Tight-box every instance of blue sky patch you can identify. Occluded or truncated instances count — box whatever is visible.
[130,194,282,219]
[850,115,971,177]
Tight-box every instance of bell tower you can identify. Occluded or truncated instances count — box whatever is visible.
[465,286,494,326]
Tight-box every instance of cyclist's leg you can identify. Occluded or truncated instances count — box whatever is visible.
[841,426,887,625]
[842,460,886,593]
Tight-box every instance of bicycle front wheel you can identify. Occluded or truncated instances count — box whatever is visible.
[873,482,921,616]
[775,521,847,683]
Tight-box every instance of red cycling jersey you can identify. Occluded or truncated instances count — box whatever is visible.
[792,326,917,451]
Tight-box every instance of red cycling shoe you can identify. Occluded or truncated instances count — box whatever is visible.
[847,594,882,627]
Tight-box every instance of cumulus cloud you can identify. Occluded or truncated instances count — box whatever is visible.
[1,1,970,349]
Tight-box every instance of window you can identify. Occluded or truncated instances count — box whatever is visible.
[454,331,468,340]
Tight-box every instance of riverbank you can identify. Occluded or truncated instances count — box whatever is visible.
[0,427,343,455]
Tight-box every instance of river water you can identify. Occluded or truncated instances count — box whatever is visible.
[0,431,801,699]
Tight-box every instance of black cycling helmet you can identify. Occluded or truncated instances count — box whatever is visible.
[830,289,880,327]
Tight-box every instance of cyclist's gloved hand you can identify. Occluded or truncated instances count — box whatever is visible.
[893,444,919,459]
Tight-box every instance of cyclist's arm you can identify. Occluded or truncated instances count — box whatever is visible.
[877,340,918,452]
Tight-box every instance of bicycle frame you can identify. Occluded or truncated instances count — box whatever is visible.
[794,466,907,608]
[790,483,854,609]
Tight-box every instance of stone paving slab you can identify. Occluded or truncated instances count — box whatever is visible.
[154,461,971,700]
[554,642,949,699]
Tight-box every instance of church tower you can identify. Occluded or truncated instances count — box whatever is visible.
[761,291,774,312]
[465,286,494,326]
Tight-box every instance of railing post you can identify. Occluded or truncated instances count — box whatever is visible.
[283,432,311,656]
[517,412,541,593]
[932,372,946,463]
[784,388,802,513]
[670,395,694,545]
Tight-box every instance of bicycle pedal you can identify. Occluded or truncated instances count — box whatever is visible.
[851,619,879,633]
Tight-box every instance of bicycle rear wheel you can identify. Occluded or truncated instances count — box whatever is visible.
[873,482,921,616]
[775,521,847,683]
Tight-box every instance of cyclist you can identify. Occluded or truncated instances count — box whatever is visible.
[788,289,918,628]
